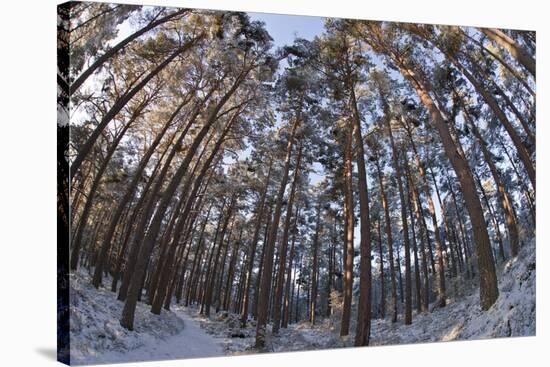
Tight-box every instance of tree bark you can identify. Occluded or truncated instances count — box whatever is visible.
[240,158,273,327]
[340,124,355,335]
[120,79,245,330]
[255,115,301,348]
[381,102,413,323]
[70,9,189,94]
[479,28,536,77]
[309,203,322,325]
[273,144,303,333]
[71,36,202,180]
[282,206,300,328]
[463,109,520,257]
[388,50,499,310]
[350,86,373,346]
[92,96,189,287]
[373,152,398,321]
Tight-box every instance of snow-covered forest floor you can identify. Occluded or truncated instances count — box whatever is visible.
[374,238,535,344]
[177,239,536,355]
[69,272,223,365]
[69,240,535,364]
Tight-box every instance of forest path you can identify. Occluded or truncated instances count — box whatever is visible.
[126,305,225,362]
[76,305,225,365]
[158,306,226,360]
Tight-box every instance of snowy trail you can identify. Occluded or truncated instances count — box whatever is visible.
[172,308,225,358]
[74,307,224,365]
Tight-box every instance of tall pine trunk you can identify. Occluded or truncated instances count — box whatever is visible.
[340,124,355,336]
[462,108,520,257]
[374,152,398,321]
[479,28,536,77]
[70,37,202,180]
[255,116,301,348]
[381,45,499,310]
[381,101,413,324]
[273,144,303,333]
[351,87,373,346]
[309,203,322,325]
[240,158,273,327]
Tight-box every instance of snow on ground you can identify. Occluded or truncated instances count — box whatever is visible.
[69,272,223,365]
[184,239,535,354]
[69,239,534,363]
[371,239,536,345]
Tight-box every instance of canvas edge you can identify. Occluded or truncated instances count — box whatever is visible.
[57,1,73,365]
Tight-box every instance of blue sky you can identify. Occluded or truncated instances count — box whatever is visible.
[244,13,327,187]
[249,12,325,47]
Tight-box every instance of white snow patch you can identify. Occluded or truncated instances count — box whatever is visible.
[181,239,535,354]
[69,271,223,365]
[69,239,534,363]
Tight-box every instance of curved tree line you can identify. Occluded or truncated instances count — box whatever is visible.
[61,3,535,349]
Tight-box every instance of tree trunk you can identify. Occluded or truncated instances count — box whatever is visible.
[184,208,211,306]
[340,124,355,335]
[463,109,520,257]
[406,165,430,312]
[93,96,190,287]
[404,171,422,313]
[205,196,237,316]
[253,203,273,319]
[381,101,413,323]
[240,158,273,327]
[70,36,202,180]
[282,206,300,328]
[427,165,459,277]
[117,92,214,301]
[474,171,506,262]
[395,241,404,304]
[255,115,301,348]
[447,176,474,278]
[120,77,246,330]
[389,52,499,310]
[376,219,386,319]
[498,139,535,226]
[374,153,398,322]
[399,117,446,307]
[151,130,225,314]
[273,144,303,333]
[435,41,536,190]
[309,203,322,326]
[214,219,234,313]
[350,86,373,346]
[70,9,189,93]
[71,103,146,270]
[223,228,243,311]
[479,28,536,77]
[295,255,303,323]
